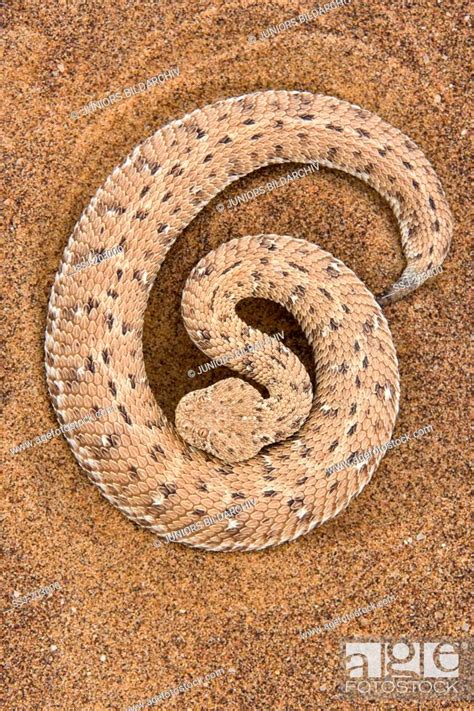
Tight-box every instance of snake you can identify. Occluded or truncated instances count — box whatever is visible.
[45,91,452,551]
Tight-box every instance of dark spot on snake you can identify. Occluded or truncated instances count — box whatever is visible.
[388,175,396,183]
[116,269,123,281]
[251,133,263,140]
[243,118,255,125]
[429,196,436,210]
[326,265,340,278]
[299,114,315,120]
[329,440,339,452]
[433,219,440,232]
[296,476,308,485]
[412,179,420,190]
[356,128,371,138]
[169,164,185,178]
[150,443,165,461]
[288,261,308,273]
[339,362,349,375]
[107,289,119,300]
[350,403,357,416]
[161,191,172,203]
[85,355,95,373]
[429,246,434,256]
[378,148,387,157]
[106,313,114,330]
[327,146,338,159]
[108,380,117,397]
[119,237,126,249]
[329,481,339,494]
[274,119,284,128]
[149,162,160,175]
[135,210,148,221]
[196,128,206,139]
[355,375,361,388]
[348,423,357,436]
[203,154,213,163]
[427,262,433,270]
[85,297,99,314]
[219,135,232,144]
[364,163,374,174]
[329,318,339,331]
[362,356,369,369]
[231,492,246,500]
[102,349,110,365]
[326,123,343,132]
[347,452,359,466]
[118,405,132,425]
[129,466,139,480]
[341,304,350,314]
[222,260,241,275]
[159,482,177,497]
[403,161,413,170]
[287,497,304,510]
[319,287,333,301]
[405,139,417,152]
[139,186,150,198]
[129,374,136,389]
[353,150,362,158]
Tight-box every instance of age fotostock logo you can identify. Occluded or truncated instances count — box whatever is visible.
[342,639,473,699]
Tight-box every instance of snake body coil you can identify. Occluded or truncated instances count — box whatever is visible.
[45,91,452,550]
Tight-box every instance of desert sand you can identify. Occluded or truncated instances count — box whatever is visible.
[1,0,472,708]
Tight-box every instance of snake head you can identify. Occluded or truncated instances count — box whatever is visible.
[175,378,264,464]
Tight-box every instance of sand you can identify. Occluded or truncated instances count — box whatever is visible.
[1,0,472,708]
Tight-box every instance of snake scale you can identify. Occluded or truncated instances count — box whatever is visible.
[45,91,452,551]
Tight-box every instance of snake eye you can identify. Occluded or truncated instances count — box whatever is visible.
[197,428,209,439]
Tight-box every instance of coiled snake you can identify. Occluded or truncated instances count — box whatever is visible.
[45,91,452,551]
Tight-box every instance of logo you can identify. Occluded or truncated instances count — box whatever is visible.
[341,639,472,699]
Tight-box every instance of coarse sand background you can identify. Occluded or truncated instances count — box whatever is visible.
[1,1,472,709]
